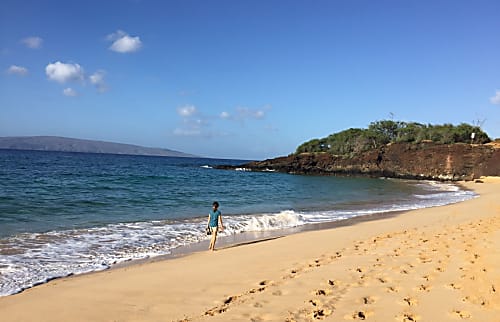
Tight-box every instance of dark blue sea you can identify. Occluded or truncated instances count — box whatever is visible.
[0,149,475,296]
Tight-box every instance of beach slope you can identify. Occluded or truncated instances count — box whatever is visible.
[1,178,499,321]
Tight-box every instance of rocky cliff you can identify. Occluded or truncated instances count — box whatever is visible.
[219,142,500,181]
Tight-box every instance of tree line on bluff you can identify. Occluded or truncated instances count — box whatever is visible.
[296,120,491,156]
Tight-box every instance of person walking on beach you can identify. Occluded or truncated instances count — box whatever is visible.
[208,201,224,251]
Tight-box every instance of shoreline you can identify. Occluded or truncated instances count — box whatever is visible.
[105,180,479,271]
[0,178,472,298]
[4,195,462,298]
[1,203,409,298]
[1,177,498,321]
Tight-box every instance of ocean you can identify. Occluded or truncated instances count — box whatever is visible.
[0,149,476,296]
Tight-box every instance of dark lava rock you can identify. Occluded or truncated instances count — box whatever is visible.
[217,142,500,181]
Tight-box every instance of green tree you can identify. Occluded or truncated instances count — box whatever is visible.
[295,120,491,155]
[368,120,401,143]
[396,122,426,143]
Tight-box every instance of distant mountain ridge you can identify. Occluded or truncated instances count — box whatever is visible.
[0,136,197,158]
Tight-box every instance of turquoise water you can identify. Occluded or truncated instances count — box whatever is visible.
[0,149,475,296]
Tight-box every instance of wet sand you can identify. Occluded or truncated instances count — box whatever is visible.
[0,177,499,321]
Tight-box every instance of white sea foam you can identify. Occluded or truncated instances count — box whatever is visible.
[224,210,305,233]
[0,181,476,297]
[414,180,461,192]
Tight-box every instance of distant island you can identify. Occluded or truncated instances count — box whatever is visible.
[0,136,197,158]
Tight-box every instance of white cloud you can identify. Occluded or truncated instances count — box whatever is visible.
[220,105,270,121]
[45,61,85,83]
[254,110,265,118]
[21,36,43,49]
[107,30,142,53]
[173,118,206,137]
[174,104,267,138]
[89,70,108,92]
[173,105,214,137]
[177,105,197,117]
[7,65,28,76]
[63,87,77,97]
[490,90,500,105]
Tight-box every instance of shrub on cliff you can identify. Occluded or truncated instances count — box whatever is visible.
[296,120,491,155]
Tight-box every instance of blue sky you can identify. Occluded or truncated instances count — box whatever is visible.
[1,0,499,160]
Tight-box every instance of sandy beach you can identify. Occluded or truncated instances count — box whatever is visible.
[1,177,499,322]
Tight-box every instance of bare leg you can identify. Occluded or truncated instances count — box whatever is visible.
[209,230,217,251]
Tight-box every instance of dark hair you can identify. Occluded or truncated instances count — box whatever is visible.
[212,201,219,207]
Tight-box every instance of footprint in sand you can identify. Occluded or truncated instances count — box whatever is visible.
[398,312,420,321]
[204,306,227,316]
[373,257,384,266]
[223,295,238,305]
[309,299,322,307]
[352,311,367,320]
[313,289,332,296]
[250,280,273,293]
[421,274,431,282]
[452,310,471,319]
[204,294,242,316]
[416,284,431,292]
[419,238,429,244]
[447,282,463,290]
[360,296,376,305]
[283,268,299,279]
[418,255,432,264]
[312,308,332,320]
[344,310,374,320]
[253,302,263,308]
[309,258,323,268]
[387,286,400,293]
[377,276,391,284]
[462,295,488,306]
[402,297,418,306]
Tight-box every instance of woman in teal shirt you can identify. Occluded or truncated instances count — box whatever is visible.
[207,201,224,251]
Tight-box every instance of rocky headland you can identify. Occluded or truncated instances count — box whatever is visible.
[218,142,500,181]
